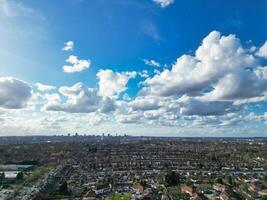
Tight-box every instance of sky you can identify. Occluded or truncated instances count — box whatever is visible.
[0,0,267,137]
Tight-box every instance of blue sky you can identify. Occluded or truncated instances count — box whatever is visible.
[0,0,266,136]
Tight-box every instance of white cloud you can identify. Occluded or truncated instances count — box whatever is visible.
[141,30,267,111]
[143,110,161,120]
[245,112,265,122]
[152,0,174,8]
[97,69,137,98]
[88,112,105,126]
[35,82,56,92]
[138,70,149,78]
[43,82,101,113]
[26,31,267,134]
[43,93,61,106]
[143,31,257,99]
[116,112,143,124]
[178,95,239,116]
[100,97,116,113]
[256,41,267,58]
[144,59,160,67]
[0,77,32,109]
[3,30,267,135]
[201,71,267,102]
[134,30,267,121]
[62,41,74,51]
[63,55,91,73]
[128,97,162,111]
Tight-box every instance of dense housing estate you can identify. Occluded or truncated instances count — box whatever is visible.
[0,136,266,199]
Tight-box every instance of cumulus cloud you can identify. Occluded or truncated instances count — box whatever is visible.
[43,83,101,113]
[135,30,267,121]
[178,95,239,116]
[116,112,143,124]
[112,95,180,125]
[0,77,32,109]
[128,97,162,111]
[202,70,267,102]
[141,30,267,111]
[256,41,267,58]
[19,30,267,132]
[35,82,56,92]
[143,110,162,120]
[138,70,149,78]
[152,0,174,8]
[143,31,257,98]
[62,41,74,51]
[42,93,61,107]
[63,55,91,73]
[100,97,116,113]
[144,59,160,67]
[97,69,137,98]
[189,112,266,128]
[88,113,105,126]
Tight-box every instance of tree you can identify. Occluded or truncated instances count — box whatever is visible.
[211,153,217,161]
[140,180,147,188]
[16,172,23,180]
[214,177,223,184]
[59,181,69,195]
[263,173,267,183]
[165,171,180,187]
[0,172,4,180]
[0,172,4,187]
[226,175,233,186]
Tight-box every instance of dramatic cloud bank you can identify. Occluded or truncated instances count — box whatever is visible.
[23,32,267,124]
[139,31,267,118]
[2,31,267,136]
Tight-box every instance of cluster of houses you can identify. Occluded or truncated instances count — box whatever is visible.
[0,137,266,199]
